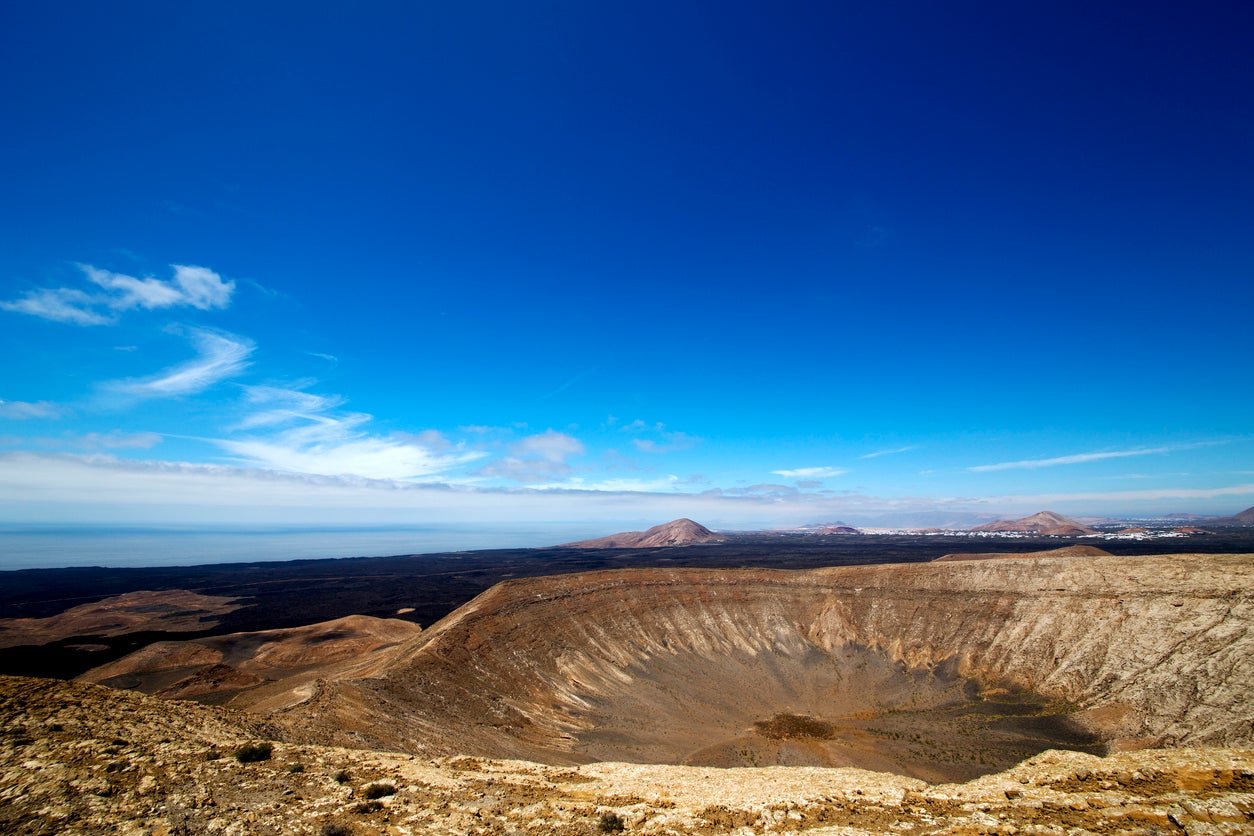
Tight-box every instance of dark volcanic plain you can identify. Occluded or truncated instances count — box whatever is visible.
[3,529,1254,682]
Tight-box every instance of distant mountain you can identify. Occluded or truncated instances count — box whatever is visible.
[563,518,726,548]
[812,524,861,535]
[971,510,1099,537]
[1210,505,1254,527]
[776,523,862,535]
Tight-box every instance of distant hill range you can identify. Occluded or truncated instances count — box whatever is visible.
[1210,505,1254,527]
[971,510,1099,537]
[563,518,726,548]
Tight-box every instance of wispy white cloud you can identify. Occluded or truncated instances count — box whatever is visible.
[107,328,253,398]
[727,482,801,497]
[477,430,585,483]
[219,383,483,480]
[771,466,847,479]
[88,263,234,311]
[512,430,584,462]
[558,475,684,492]
[83,265,187,310]
[859,445,917,459]
[233,384,346,430]
[633,433,699,453]
[0,430,161,451]
[0,263,235,325]
[621,420,700,453]
[219,432,482,480]
[0,400,65,419]
[79,431,163,450]
[1099,472,1193,481]
[968,442,1220,472]
[0,287,112,325]
[394,429,456,453]
[993,483,1254,504]
[478,457,578,483]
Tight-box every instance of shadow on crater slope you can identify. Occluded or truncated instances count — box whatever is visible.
[277,552,1252,782]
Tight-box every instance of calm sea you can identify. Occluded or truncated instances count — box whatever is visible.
[0,523,602,571]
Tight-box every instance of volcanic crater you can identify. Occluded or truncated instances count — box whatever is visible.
[280,550,1253,783]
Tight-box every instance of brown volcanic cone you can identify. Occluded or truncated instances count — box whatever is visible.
[282,553,1254,782]
[1212,505,1254,526]
[971,510,1099,536]
[562,518,725,548]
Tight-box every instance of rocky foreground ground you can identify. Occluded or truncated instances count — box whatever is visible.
[4,676,1253,836]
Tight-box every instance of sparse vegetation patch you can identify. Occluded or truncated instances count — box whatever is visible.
[232,741,272,762]
[361,781,395,799]
[753,713,836,740]
[598,811,626,833]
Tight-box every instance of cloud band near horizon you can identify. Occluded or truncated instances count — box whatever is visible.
[2,451,1250,529]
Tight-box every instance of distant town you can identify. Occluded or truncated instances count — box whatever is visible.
[772,507,1250,541]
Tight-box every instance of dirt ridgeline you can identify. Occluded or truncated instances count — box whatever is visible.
[77,614,422,711]
[932,545,1113,562]
[0,590,245,649]
[4,675,1253,835]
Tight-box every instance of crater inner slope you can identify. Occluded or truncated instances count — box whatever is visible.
[283,553,1253,780]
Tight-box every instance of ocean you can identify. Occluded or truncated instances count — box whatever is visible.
[0,523,601,571]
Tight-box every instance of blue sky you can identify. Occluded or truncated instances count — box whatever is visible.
[1,2,1252,532]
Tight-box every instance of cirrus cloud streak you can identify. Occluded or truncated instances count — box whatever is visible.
[771,466,847,479]
[106,328,253,398]
[1,264,235,325]
[969,442,1222,472]
[217,384,484,480]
